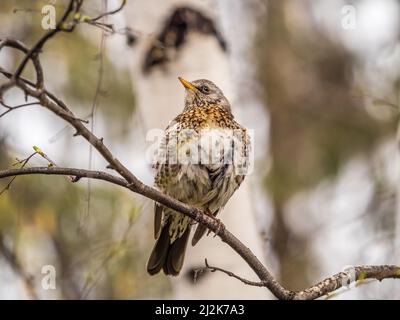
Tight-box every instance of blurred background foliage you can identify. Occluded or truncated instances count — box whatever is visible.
[0,0,168,299]
[257,0,399,290]
[261,1,397,202]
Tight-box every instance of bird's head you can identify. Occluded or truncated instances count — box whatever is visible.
[178,77,231,113]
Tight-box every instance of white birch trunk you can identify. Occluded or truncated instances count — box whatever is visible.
[125,0,272,299]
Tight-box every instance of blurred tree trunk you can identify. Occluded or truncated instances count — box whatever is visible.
[395,123,400,262]
[260,0,397,290]
[125,0,271,298]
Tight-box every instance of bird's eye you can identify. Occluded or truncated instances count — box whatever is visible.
[201,86,210,94]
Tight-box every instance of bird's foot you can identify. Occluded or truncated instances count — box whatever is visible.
[213,218,222,237]
[204,210,224,237]
[210,216,224,238]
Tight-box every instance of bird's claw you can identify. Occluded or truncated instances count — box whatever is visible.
[212,216,224,237]
[204,210,224,237]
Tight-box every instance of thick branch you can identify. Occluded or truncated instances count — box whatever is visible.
[197,260,400,299]
[1,167,399,299]
[293,265,400,300]
[0,165,290,299]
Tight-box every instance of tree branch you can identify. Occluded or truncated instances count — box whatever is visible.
[0,167,129,189]
[2,166,399,299]
[0,101,40,118]
[0,151,37,196]
[0,165,290,298]
[197,257,400,299]
[293,265,400,300]
[90,0,126,22]
[194,258,268,287]
[12,0,80,84]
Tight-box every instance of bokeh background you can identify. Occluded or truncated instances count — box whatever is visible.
[0,0,399,299]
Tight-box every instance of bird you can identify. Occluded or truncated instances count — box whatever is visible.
[147,77,251,276]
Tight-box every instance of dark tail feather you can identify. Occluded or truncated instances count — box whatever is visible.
[147,220,191,276]
[163,227,190,276]
[192,209,219,246]
[154,203,163,239]
[147,219,171,275]
[191,224,208,246]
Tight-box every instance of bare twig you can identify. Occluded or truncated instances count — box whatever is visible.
[83,0,108,231]
[90,0,126,22]
[0,101,39,118]
[194,259,268,287]
[0,66,70,112]
[83,0,126,34]
[0,152,37,196]
[32,146,79,182]
[293,265,400,300]
[0,67,87,124]
[197,257,400,299]
[0,38,44,95]
[12,0,79,83]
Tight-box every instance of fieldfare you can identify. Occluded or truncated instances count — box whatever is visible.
[147,77,251,276]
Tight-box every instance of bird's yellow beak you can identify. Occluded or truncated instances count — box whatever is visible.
[178,77,196,91]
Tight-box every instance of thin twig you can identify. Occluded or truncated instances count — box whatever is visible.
[0,67,88,124]
[0,66,67,111]
[83,0,107,232]
[90,0,126,22]
[0,152,37,196]
[0,101,39,118]
[12,0,79,83]
[0,38,44,95]
[33,146,79,182]
[0,167,128,189]
[194,259,267,287]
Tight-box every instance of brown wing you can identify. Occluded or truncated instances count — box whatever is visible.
[153,120,180,239]
[154,203,163,239]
